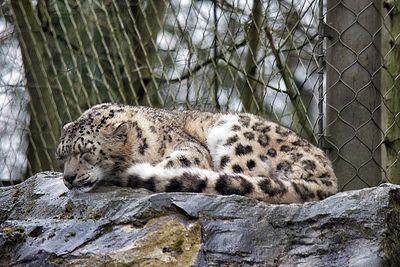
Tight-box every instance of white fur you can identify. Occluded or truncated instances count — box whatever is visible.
[125,162,219,179]
[206,115,239,169]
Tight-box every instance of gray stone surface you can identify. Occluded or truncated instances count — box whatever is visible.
[0,172,399,266]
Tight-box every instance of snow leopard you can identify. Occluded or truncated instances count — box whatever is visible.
[56,103,337,203]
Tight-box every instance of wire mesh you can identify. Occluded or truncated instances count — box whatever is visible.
[324,0,400,190]
[0,0,398,191]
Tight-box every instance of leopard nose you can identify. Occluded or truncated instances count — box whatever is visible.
[64,174,77,184]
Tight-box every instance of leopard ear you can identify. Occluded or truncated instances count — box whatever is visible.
[113,122,131,140]
[63,122,74,131]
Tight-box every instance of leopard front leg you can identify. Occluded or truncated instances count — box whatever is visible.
[157,141,213,170]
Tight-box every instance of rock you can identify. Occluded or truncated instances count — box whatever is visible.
[0,172,399,267]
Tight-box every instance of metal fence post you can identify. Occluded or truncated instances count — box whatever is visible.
[325,0,383,190]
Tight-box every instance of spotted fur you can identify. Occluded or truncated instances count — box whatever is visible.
[56,103,337,204]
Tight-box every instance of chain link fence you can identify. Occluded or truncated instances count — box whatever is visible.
[324,0,400,190]
[0,0,399,191]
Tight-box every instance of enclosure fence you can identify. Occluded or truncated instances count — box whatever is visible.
[0,0,399,191]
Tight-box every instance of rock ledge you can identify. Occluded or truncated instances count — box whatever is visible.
[1,172,399,266]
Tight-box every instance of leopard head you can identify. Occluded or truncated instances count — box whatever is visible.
[56,105,136,190]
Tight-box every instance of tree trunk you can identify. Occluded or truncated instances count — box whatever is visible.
[11,0,61,177]
[10,0,167,176]
[129,0,166,107]
[383,0,400,184]
[240,0,263,113]
[325,0,382,190]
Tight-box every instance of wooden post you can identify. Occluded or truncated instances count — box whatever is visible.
[325,0,382,190]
